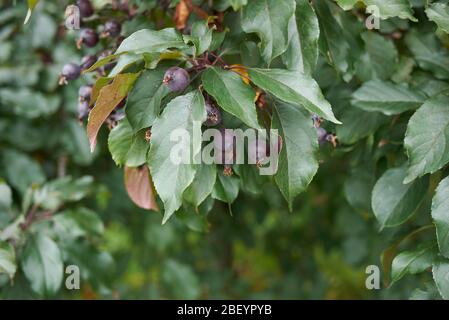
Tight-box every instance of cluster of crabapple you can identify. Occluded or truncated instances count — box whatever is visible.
[59,0,128,121]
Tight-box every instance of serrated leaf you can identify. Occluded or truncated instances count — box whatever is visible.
[21,233,63,297]
[0,182,12,213]
[248,68,340,123]
[336,108,387,144]
[108,118,150,167]
[241,0,295,63]
[34,176,93,211]
[124,166,159,211]
[148,91,206,223]
[87,73,139,152]
[344,164,376,212]
[125,66,170,132]
[202,67,260,128]
[184,164,217,207]
[361,32,398,80]
[405,30,449,80]
[53,208,104,238]
[0,242,16,280]
[116,28,187,55]
[272,101,319,209]
[391,243,437,285]
[282,0,319,74]
[314,0,351,76]
[405,95,449,183]
[433,259,449,300]
[431,176,449,258]
[184,21,214,56]
[426,3,449,34]
[371,167,429,229]
[351,80,425,115]
[364,0,416,21]
[335,0,359,10]
[212,171,240,204]
[2,149,46,194]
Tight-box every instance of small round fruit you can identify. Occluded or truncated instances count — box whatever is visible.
[104,20,122,37]
[78,100,90,121]
[79,28,99,48]
[61,63,81,81]
[79,84,93,102]
[80,55,97,70]
[76,0,94,18]
[205,102,222,127]
[317,127,327,144]
[162,67,190,92]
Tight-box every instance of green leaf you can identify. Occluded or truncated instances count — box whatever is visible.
[215,0,248,11]
[335,0,359,10]
[371,167,429,229]
[0,241,16,280]
[184,21,215,56]
[404,95,449,183]
[116,28,187,55]
[0,88,60,119]
[125,66,170,132]
[24,0,39,24]
[53,208,104,238]
[351,80,425,115]
[431,176,449,258]
[148,91,206,223]
[248,68,340,123]
[433,259,449,300]
[314,0,351,76]
[405,30,449,80]
[61,119,94,166]
[391,243,437,285]
[282,0,320,74]
[426,3,449,34]
[212,171,240,204]
[336,108,387,144]
[184,164,217,207]
[21,233,63,296]
[2,149,46,194]
[34,176,93,211]
[272,101,319,209]
[202,67,260,128]
[241,0,296,63]
[344,164,376,212]
[361,32,398,80]
[364,0,416,21]
[0,182,12,214]
[108,118,149,167]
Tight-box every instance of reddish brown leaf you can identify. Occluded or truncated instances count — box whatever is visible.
[90,76,111,107]
[174,0,190,30]
[124,166,159,211]
[87,73,138,152]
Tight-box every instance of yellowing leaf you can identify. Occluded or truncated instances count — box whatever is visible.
[229,64,250,85]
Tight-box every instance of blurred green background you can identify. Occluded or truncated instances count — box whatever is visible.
[0,0,439,299]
